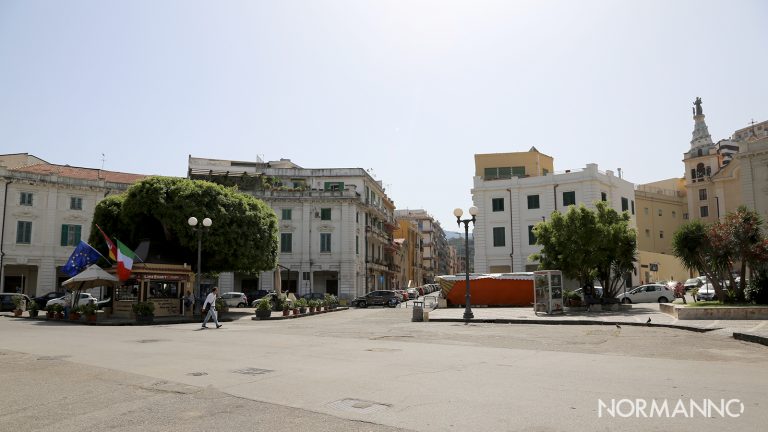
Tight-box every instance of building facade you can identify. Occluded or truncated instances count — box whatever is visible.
[188,156,397,302]
[393,219,423,288]
[472,148,637,286]
[0,154,146,296]
[393,209,448,284]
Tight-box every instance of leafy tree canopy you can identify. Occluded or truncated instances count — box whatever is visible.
[530,202,636,298]
[89,176,278,274]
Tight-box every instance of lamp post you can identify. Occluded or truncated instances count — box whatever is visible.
[188,216,212,308]
[454,206,478,322]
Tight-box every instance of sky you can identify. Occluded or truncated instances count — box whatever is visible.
[1,0,766,231]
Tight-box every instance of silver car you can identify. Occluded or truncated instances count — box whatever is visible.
[695,283,717,301]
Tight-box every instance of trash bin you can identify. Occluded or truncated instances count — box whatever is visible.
[412,301,424,322]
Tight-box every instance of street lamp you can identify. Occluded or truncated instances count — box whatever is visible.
[188,216,212,308]
[454,206,478,322]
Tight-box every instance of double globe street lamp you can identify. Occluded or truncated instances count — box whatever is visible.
[454,206,478,322]
[188,216,212,308]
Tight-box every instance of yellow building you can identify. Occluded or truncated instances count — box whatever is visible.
[393,219,422,288]
[474,147,554,180]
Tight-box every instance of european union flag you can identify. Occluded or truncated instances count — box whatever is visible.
[62,241,102,277]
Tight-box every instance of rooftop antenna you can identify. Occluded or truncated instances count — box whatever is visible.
[99,153,106,179]
[617,167,622,179]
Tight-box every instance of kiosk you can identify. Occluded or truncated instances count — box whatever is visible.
[111,263,195,318]
[533,270,564,315]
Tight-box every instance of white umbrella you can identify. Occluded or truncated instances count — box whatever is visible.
[62,264,118,307]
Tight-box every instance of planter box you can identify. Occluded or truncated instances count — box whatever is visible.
[661,303,768,320]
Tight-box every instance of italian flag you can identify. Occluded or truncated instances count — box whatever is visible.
[116,240,138,281]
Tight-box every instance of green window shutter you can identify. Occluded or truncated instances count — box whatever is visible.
[61,225,68,246]
[74,225,82,243]
[498,167,512,178]
[321,208,331,220]
[484,168,496,179]
[492,227,505,247]
[511,166,526,177]
[528,225,536,245]
[527,195,540,209]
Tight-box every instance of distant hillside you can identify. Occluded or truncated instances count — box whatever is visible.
[445,231,462,239]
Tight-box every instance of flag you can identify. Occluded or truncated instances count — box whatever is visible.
[116,240,138,281]
[62,241,102,277]
[95,224,117,261]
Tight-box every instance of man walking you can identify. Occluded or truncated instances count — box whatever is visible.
[201,287,222,329]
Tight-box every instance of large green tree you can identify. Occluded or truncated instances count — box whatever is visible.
[89,176,278,274]
[673,206,768,302]
[530,202,637,298]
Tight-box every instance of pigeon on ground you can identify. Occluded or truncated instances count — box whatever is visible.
[646,317,652,325]
[615,323,621,329]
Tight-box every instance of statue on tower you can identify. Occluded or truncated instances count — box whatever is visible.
[693,97,703,116]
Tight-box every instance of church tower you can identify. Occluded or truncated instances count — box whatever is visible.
[683,97,719,222]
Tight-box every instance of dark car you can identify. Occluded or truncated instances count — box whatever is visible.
[351,290,400,308]
[33,292,62,309]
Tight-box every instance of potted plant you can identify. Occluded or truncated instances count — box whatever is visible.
[216,298,227,319]
[325,294,338,310]
[27,301,39,318]
[308,299,319,313]
[255,297,272,320]
[282,300,291,316]
[132,301,155,323]
[12,296,25,317]
[81,303,97,322]
[296,298,308,314]
[292,303,300,316]
[50,304,64,319]
[69,305,82,321]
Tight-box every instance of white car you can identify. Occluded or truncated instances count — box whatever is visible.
[695,283,717,301]
[220,292,249,308]
[45,293,98,308]
[616,284,675,304]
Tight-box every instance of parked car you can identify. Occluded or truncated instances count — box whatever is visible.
[0,293,32,312]
[572,286,604,300]
[32,292,62,309]
[220,292,249,308]
[616,284,674,304]
[351,290,400,308]
[683,277,704,292]
[406,288,419,299]
[45,293,98,309]
[695,283,717,301]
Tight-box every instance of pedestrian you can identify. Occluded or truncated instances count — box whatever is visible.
[583,283,593,312]
[201,287,222,329]
[674,281,687,304]
[63,290,72,319]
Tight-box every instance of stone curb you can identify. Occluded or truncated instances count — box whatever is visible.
[733,332,768,347]
[427,318,718,333]
[252,307,349,321]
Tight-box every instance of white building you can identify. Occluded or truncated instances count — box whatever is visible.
[473,155,637,286]
[188,156,397,302]
[0,153,146,296]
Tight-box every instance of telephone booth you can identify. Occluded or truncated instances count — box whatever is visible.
[533,270,564,315]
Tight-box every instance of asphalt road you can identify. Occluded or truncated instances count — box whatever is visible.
[1,308,766,432]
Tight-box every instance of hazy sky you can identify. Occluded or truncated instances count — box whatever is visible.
[1,0,766,230]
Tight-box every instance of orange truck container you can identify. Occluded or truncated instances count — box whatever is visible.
[436,273,535,307]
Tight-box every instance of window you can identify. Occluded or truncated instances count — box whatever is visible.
[659,230,664,239]
[658,209,662,217]
[302,272,310,281]
[527,195,540,209]
[542,168,549,175]
[20,192,33,206]
[699,189,707,200]
[645,229,650,237]
[700,206,709,217]
[280,233,292,253]
[562,191,576,207]
[356,235,359,254]
[621,197,629,212]
[281,208,292,220]
[492,198,504,212]
[644,207,648,215]
[683,213,689,220]
[672,211,677,218]
[601,192,607,202]
[631,200,635,215]
[492,227,505,247]
[60,224,82,246]
[16,221,32,244]
[528,225,536,245]
[511,166,526,177]
[320,208,331,220]
[70,197,83,210]
[484,167,512,180]
[324,182,344,191]
[320,233,331,252]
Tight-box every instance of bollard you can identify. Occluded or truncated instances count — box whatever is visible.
[412,301,424,322]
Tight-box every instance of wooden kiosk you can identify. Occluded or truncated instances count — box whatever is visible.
[110,263,195,319]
